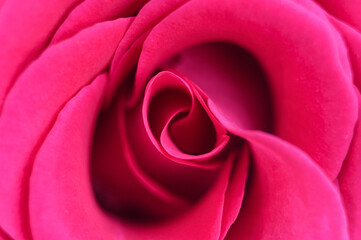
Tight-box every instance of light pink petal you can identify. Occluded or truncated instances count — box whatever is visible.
[0,0,81,108]
[51,0,148,44]
[338,91,361,240]
[0,18,129,239]
[226,131,349,239]
[29,74,125,240]
[135,0,357,179]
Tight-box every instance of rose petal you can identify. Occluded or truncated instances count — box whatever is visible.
[51,0,148,44]
[135,0,358,179]
[119,152,241,240]
[0,227,11,240]
[226,131,349,239]
[92,91,191,222]
[163,42,273,132]
[219,145,249,239]
[329,17,361,90]
[338,91,361,240]
[0,18,129,239]
[29,74,125,240]
[106,0,190,106]
[314,0,361,33]
[123,97,220,202]
[0,0,81,108]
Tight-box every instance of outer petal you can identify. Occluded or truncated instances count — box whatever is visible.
[314,0,361,32]
[29,74,126,240]
[226,131,348,239]
[0,18,129,239]
[0,0,81,108]
[51,0,148,43]
[338,92,361,240]
[329,17,361,90]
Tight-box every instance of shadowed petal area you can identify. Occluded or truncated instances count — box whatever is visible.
[134,0,357,180]
[51,0,148,44]
[118,151,247,240]
[225,131,349,240]
[314,0,361,33]
[91,91,192,222]
[0,0,82,109]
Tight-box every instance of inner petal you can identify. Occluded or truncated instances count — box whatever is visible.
[143,70,229,162]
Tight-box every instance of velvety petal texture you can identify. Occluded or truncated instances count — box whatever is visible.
[0,18,129,239]
[0,0,360,239]
[226,131,349,240]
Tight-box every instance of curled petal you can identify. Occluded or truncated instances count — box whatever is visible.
[143,71,229,167]
[0,0,81,108]
[226,130,349,239]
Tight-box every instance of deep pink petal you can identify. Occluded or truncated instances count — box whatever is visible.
[314,0,361,33]
[219,146,249,239]
[329,17,361,90]
[29,74,125,240]
[142,71,229,166]
[51,0,148,43]
[0,0,81,108]
[119,155,234,240]
[163,42,273,132]
[123,97,220,203]
[106,0,190,106]
[92,91,192,222]
[338,92,361,240]
[0,19,129,239]
[226,131,348,239]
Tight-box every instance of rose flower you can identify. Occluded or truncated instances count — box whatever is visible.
[0,0,360,239]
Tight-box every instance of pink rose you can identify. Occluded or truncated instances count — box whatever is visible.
[0,0,360,239]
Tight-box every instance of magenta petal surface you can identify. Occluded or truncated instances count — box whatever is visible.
[0,0,81,107]
[338,92,361,240]
[226,131,349,239]
[0,18,128,239]
[135,0,358,179]
[29,75,125,240]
